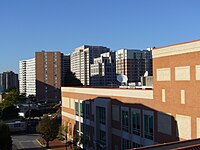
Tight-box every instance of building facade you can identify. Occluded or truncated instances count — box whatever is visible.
[0,71,18,91]
[61,40,200,150]
[116,49,152,84]
[90,52,117,87]
[61,54,70,86]
[71,45,110,85]
[19,60,27,95]
[19,51,69,102]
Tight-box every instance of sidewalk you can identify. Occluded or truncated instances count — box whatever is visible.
[37,137,73,150]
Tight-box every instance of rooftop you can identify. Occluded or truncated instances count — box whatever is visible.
[61,86,153,99]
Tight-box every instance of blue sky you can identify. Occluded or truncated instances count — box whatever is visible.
[0,0,200,73]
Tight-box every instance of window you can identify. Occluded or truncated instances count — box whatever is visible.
[132,112,140,135]
[144,114,153,140]
[75,102,79,116]
[122,139,131,150]
[84,124,90,136]
[80,103,84,117]
[75,121,79,131]
[132,142,142,148]
[81,123,84,133]
[98,129,106,143]
[85,103,90,119]
[96,106,106,124]
[122,110,129,132]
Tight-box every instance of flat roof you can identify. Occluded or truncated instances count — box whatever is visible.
[133,138,200,150]
[61,87,153,100]
[154,39,200,50]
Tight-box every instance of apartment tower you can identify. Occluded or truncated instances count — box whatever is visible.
[0,71,18,91]
[116,49,152,83]
[35,51,61,101]
[19,51,69,101]
[71,45,110,85]
[90,51,117,87]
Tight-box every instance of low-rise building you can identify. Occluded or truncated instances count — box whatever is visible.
[61,40,200,149]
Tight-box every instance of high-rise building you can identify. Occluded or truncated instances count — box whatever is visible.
[19,58,36,96]
[61,54,70,86]
[116,49,152,83]
[19,60,26,95]
[71,45,110,85]
[19,51,69,101]
[0,71,18,91]
[90,51,117,87]
[35,51,61,101]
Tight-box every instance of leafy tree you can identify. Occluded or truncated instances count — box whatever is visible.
[63,70,83,86]
[36,115,59,148]
[58,123,73,150]
[0,120,12,150]
[25,109,41,119]
[0,89,23,109]
[1,105,19,120]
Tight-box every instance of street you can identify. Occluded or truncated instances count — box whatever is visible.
[12,134,44,150]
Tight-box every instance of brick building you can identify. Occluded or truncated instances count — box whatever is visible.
[61,40,200,149]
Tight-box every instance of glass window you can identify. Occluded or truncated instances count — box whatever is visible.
[144,114,153,140]
[122,139,131,150]
[96,106,106,125]
[132,142,142,148]
[122,110,129,132]
[98,129,106,143]
[75,102,79,116]
[132,112,140,135]
[80,103,84,117]
[75,121,79,131]
[85,103,90,119]
[81,123,84,133]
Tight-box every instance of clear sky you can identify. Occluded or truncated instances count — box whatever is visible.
[1,0,200,73]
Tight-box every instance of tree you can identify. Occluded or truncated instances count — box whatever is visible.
[0,89,23,109]
[58,123,73,150]
[1,105,19,120]
[63,70,83,86]
[0,120,12,150]
[25,109,41,119]
[36,115,59,148]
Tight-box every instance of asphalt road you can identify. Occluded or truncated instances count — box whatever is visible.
[12,134,44,150]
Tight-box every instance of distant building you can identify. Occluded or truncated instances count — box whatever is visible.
[90,51,117,87]
[0,71,18,91]
[116,49,152,83]
[61,54,70,86]
[19,51,69,102]
[19,58,36,97]
[71,45,110,85]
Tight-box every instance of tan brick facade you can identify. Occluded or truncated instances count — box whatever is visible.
[62,40,200,149]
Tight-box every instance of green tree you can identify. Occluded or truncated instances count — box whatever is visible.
[0,120,12,150]
[1,105,19,120]
[36,115,59,148]
[0,89,23,109]
[63,70,83,86]
[25,109,41,119]
[58,123,73,150]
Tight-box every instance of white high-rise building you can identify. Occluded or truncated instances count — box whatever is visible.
[19,58,36,97]
[19,60,26,95]
[71,45,110,85]
[90,51,117,86]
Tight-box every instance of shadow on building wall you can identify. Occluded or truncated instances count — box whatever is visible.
[36,80,61,102]
[63,96,179,150]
